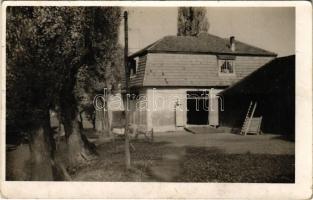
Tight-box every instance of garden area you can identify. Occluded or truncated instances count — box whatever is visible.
[6,129,295,183]
[69,132,295,183]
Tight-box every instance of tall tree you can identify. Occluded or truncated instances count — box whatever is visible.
[177,7,209,36]
[6,6,122,180]
[7,7,67,180]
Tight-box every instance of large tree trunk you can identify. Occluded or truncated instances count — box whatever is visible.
[62,106,98,170]
[29,110,54,181]
[63,113,85,168]
[59,65,99,170]
[28,109,73,181]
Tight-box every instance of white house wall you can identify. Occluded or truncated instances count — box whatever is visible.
[128,88,148,127]
[146,88,187,132]
[144,88,222,132]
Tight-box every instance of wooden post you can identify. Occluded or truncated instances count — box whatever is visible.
[102,88,108,137]
[101,105,105,135]
[151,128,154,143]
[123,11,131,169]
[104,88,113,140]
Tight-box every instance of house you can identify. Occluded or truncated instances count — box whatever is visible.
[127,32,277,133]
[218,55,295,139]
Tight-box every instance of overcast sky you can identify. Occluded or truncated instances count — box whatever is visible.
[119,7,295,57]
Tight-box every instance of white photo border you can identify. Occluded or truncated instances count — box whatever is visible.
[0,1,312,199]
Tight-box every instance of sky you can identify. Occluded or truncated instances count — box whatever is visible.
[119,7,295,57]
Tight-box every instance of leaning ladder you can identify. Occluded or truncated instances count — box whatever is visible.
[241,101,261,135]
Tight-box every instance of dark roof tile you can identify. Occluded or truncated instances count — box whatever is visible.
[130,33,277,57]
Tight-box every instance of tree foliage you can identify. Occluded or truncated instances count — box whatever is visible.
[177,7,209,36]
[7,6,121,132]
[6,6,122,179]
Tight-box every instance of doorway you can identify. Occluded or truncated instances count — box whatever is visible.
[187,91,209,125]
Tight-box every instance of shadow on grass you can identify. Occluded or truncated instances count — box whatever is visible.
[270,134,295,142]
[175,146,295,183]
[71,138,294,183]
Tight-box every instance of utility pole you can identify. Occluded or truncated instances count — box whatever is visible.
[123,10,131,169]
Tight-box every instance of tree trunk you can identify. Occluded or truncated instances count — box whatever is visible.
[59,69,98,170]
[63,114,85,168]
[63,110,98,171]
[29,111,54,181]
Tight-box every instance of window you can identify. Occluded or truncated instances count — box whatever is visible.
[130,57,139,78]
[217,55,236,75]
[219,60,234,74]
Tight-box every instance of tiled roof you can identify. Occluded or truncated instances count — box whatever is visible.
[130,33,277,58]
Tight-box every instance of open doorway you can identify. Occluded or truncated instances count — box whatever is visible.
[187,91,209,125]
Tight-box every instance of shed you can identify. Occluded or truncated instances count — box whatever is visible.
[219,55,295,138]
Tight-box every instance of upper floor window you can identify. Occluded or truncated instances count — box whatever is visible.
[219,60,234,73]
[130,57,139,78]
[217,55,236,75]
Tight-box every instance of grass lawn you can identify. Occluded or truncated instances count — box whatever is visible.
[72,139,295,183]
[177,147,294,183]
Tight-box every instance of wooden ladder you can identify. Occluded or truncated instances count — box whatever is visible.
[241,101,261,135]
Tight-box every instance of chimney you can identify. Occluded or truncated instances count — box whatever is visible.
[230,36,235,52]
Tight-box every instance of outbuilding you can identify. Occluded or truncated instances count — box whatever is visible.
[219,55,295,138]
